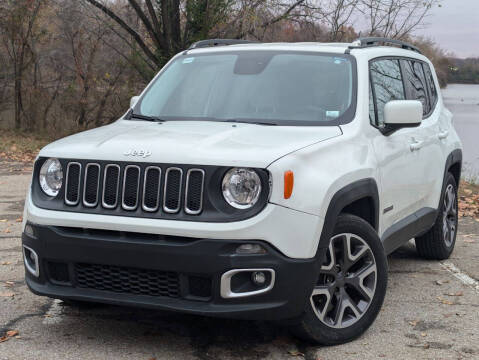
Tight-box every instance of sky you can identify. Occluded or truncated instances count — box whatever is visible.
[414,0,479,58]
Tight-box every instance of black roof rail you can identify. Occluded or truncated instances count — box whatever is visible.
[188,39,258,50]
[347,37,422,54]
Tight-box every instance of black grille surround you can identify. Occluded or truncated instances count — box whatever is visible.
[32,158,271,222]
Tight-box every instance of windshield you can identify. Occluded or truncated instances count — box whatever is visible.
[134,51,356,126]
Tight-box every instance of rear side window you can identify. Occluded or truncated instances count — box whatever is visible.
[423,63,438,109]
[369,59,405,126]
[402,60,430,115]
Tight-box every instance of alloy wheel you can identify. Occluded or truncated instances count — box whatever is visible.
[310,233,377,329]
[443,184,457,248]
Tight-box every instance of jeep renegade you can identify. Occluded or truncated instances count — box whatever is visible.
[22,38,463,345]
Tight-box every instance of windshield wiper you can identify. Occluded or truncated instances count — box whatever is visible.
[224,119,277,126]
[128,111,167,122]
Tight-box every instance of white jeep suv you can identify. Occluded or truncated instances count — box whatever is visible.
[22,38,463,344]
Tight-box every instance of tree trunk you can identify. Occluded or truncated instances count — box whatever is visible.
[14,68,22,130]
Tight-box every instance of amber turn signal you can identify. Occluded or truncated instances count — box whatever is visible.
[284,170,294,199]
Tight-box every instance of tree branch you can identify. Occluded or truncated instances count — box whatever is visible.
[84,0,160,66]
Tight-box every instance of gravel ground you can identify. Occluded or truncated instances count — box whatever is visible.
[0,161,478,360]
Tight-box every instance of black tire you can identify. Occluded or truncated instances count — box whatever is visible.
[415,172,458,260]
[291,214,388,345]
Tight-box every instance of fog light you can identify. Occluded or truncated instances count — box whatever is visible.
[23,245,39,277]
[236,244,267,254]
[251,271,266,286]
[24,224,34,237]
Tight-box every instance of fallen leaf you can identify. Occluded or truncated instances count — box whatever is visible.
[4,228,11,233]
[464,239,476,243]
[0,330,19,343]
[438,297,454,305]
[0,291,15,297]
[288,350,305,357]
[15,217,22,223]
[423,343,430,349]
[1,262,11,265]
[421,332,427,337]
[0,219,7,222]
[408,320,419,326]
[445,291,463,297]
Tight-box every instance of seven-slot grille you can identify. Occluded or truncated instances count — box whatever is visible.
[65,162,205,215]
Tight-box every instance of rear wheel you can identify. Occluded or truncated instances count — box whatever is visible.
[416,173,458,260]
[291,214,388,345]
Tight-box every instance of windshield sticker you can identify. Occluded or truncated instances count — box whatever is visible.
[182,57,195,64]
[326,110,340,118]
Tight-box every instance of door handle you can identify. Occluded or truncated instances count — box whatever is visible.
[438,129,449,139]
[409,139,424,151]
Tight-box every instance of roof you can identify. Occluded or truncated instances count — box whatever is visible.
[185,39,426,60]
[186,42,351,55]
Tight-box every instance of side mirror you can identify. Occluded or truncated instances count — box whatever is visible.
[130,96,140,108]
[382,100,422,134]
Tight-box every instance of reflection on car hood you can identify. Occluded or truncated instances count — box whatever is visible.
[39,120,342,167]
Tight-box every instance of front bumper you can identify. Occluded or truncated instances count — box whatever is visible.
[23,224,325,320]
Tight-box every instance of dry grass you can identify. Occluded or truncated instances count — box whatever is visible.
[459,181,479,221]
[0,130,51,163]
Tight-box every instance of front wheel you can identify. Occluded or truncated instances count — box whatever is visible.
[291,214,388,345]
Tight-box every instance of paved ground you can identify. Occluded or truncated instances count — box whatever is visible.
[0,160,478,360]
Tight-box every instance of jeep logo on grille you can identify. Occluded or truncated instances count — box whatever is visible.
[124,149,151,158]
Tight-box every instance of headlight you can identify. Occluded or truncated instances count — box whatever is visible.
[222,168,261,209]
[39,158,63,197]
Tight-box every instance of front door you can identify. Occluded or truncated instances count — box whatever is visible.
[368,58,430,234]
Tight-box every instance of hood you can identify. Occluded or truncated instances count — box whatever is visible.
[40,120,342,168]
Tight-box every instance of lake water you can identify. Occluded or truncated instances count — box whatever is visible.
[442,84,479,181]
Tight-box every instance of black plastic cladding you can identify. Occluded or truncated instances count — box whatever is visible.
[32,158,271,223]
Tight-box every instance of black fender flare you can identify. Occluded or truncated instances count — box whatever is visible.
[439,149,462,208]
[315,178,379,258]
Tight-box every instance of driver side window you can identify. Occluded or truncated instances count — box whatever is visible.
[369,59,406,127]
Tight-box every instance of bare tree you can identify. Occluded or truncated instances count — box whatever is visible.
[81,0,233,76]
[0,0,43,129]
[358,0,438,39]
[0,0,450,135]
[307,0,359,41]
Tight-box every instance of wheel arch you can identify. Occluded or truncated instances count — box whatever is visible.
[315,178,379,258]
[441,149,462,209]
